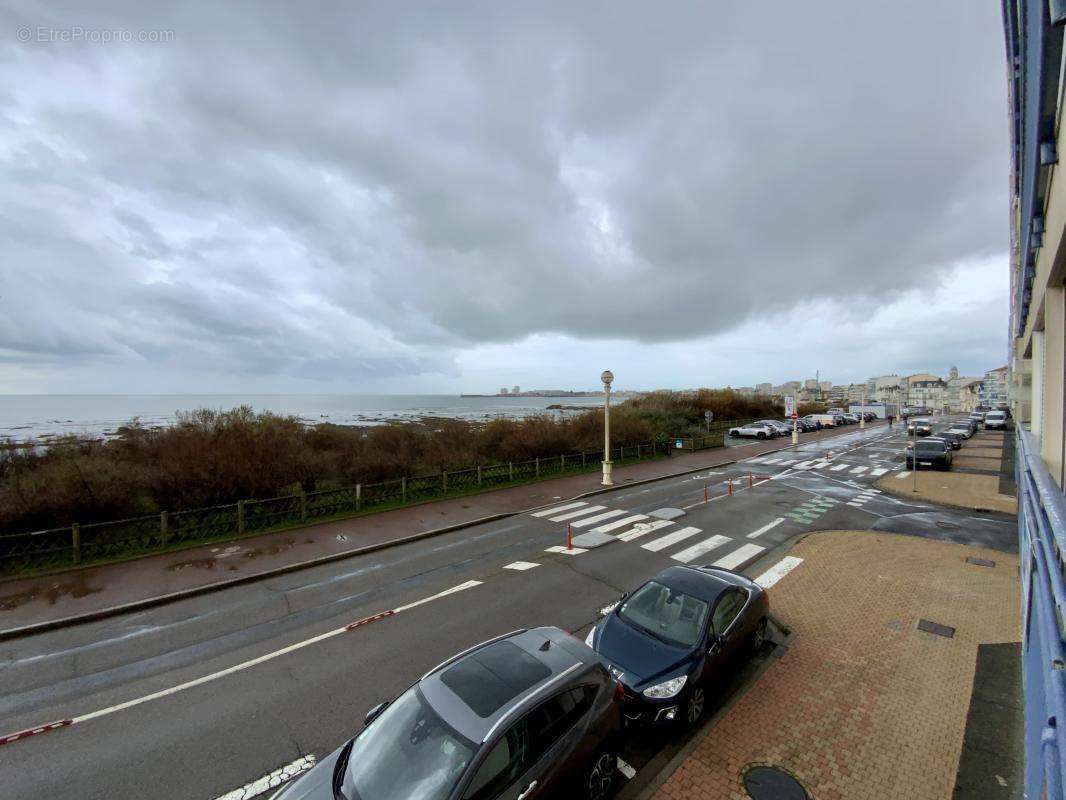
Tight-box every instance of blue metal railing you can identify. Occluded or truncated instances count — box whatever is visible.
[1017,426,1066,798]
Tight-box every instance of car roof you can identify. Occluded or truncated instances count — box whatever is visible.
[653,565,733,603]
[419,626,597,745]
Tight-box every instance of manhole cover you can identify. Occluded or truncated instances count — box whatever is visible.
[743,766,809,800]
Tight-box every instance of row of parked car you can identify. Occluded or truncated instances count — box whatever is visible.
[728,411,875,440]
[273,564,771,800]
[903,415,984,469]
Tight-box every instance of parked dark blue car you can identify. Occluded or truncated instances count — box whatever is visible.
[585,565,769,727]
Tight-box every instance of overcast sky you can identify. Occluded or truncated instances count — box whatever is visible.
[0,1,1009,394]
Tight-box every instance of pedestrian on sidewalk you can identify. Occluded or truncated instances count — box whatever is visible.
[888,414,894,428]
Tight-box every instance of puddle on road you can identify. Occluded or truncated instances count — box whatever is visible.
[166,538,303,571]
[0,573,103,610]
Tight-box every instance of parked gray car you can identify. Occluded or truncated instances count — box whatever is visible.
[270,627,624,800]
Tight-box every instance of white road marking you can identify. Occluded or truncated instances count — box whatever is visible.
[214,755,318,800]
[870,468,888,476]
[503,561,540,571]
[748,457,768,464]
[763,458,783,464]
[779,459,798,466]
[830,463,849,472]
[592,514,648,533]
[754,558,801,588]
[531,501,586,517]
[617,758,637,781]
[570,509,628,528]
[548,505,607,522]
[849,466,868,474]
[642,526,702,552]
[794,460,815,469]
[846,501,864,507]
[896,471,911,478]
[544,545,588,555]
[671,535,732,563]
[68,580,483,727]
[809,460,830,469]
[747,518,785,539]
[712,543,765,570]
[616,520,674,542]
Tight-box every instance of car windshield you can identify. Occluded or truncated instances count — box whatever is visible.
[914,441,946,453]
[341,687,474,800]
[618,580,709,647]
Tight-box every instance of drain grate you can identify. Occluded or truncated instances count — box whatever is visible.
[743,766,809,800]
[966,556,996,568]
[918,619,955,638]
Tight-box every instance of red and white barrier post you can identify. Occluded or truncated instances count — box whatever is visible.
[567,522,573,551]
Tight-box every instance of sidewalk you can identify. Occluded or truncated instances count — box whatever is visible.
[877,429,1017,514]
[651,530,1021,800]
[0,422,882,635]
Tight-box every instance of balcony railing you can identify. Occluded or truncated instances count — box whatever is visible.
[1017,426,1066,798]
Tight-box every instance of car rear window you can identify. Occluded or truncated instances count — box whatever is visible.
[441,641,552,718]
[914,441,946,453]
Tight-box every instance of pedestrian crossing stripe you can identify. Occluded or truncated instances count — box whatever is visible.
[531,501,587,517]
[672,535,731,563]
[592,514,648,533]
[616,519,673,542]
[548,505,607,522]
[642,527,702,552]
[713,543,765,570]
[830,464,849,472]
[569,509,628,528]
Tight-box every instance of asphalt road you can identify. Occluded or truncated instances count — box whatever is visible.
[0,419,1015,800]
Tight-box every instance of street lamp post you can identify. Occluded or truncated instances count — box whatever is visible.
[860,385,866,430]
[601,370,614,486]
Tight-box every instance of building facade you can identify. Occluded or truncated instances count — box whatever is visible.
[1003,0,1066,485]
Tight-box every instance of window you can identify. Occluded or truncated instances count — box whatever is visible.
[462,687,595,800]
[618,580,710,647]
[711,589,746,635]
[342,687,474,800]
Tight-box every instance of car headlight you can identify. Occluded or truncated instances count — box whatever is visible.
[642,674,688,699]
[585,627,596,647]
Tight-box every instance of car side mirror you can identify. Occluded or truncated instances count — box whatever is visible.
[620,591,629,601]
[709,633,725,652]
[364,700,390,727]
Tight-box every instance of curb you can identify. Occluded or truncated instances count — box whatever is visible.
[0,425,868,641]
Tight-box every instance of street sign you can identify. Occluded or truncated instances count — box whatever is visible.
[704,410,714,422]
[784,396,796,417]
[675,438,683,449]
[791,413,798,420]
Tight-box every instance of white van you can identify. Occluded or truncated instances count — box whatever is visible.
[984,410,1008,430]
[804,413,837,428]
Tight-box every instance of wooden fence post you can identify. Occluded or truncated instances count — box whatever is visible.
[72,523,81,565]
[535,458,540,477]
[237,500,245,535]
[402,476,407,502]
[560,454,565,472]
[442,471,448,493]
[582,451,586,467]
[509,462,514,481]
[356,483,362,511]
[161,511,169,547]
[477,465,482,486]
[299,490,307,522]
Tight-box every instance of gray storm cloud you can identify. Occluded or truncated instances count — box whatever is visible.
[0,1,1007,383]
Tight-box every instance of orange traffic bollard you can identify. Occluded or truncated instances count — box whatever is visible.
[567,522,573,550]
[748,471,754,488]
[727,479,733,496]
[704,485,709,503]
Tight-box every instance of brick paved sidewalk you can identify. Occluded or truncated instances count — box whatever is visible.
[652,530,1020,800]
[0,423,884,633]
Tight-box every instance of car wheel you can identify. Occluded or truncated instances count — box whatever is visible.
[681,684,706,727]
[585,751,616,800]
[750,618,768,656]
[757,432,766,439]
